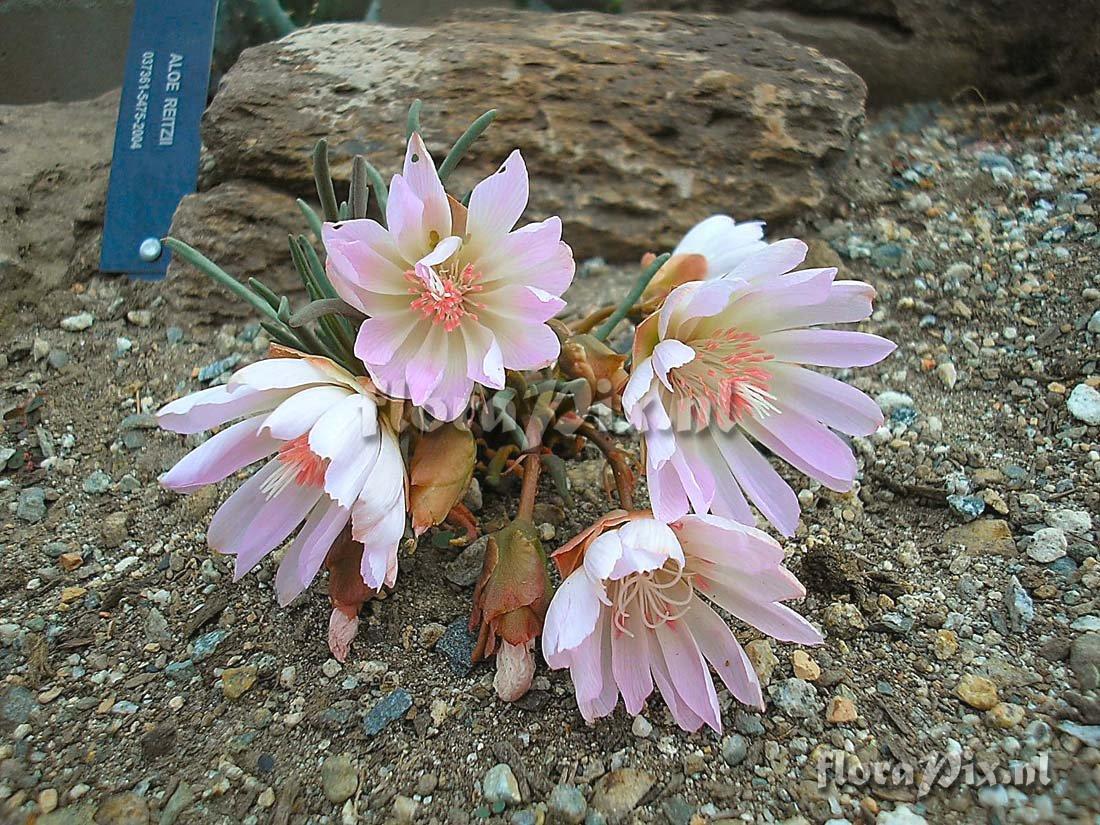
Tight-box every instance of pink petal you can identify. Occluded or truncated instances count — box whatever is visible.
[405,324,448,407]
[713,430,800,536]
[621,358,654,417]
[610,608,654,715]
[650,339,696,391]
[355,313,423,367]
[697,572,822,645]
[482,284,566,323]
[726,238,807,282]
[659,279,738,339]
[462,323,505,389]
[327,609,359,663]
[646,453,691,524]
[611,519,683,579]
[260,385,351,441]
[674,215,768,278]
[683,599,763,709]
[654,620,721,732]
[677,432,754,524]
[582,531,625,585]
[228,358,333,393]
[762,280,877,331]
[741,406,857,491]
[323,221,409,294]
[403,133,450,238]
[674,513,783,574]
[476,216,575,295]
[358,500,405,590]
[421,343,474,422]
[466,149,528,250]
[476,311,560,370]
[760,329,896,368]
[385,174,428,264]
[160,417,279,493]
[646,624,707,732]
[543,569,605,663]
[275,496,351,606]
[571,617,619,723]
[769,364,884,437]
[157,384,284,435]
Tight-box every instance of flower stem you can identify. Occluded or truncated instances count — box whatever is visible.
[593,252,670,342]
[516,453,542,522]
[576,421,634,510]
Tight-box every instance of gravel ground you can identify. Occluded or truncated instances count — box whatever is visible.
[1,95,1099,825]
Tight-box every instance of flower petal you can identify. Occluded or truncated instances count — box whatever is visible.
[610,607,654,715]
[467,149,529,251]
[476,216,575,295]
[713,430,800,536]
[275,496,351,606]
[769,364,884,437]
[403,133,451,238]
[760,329,897,368]
[260,385,351,441]
[654,619,722,732]
[160,417,279,493]
[682,598,763,709]
[673,215,769,278]
[157,384,284,435]
[741,406,858,491]
[542,568,606,664]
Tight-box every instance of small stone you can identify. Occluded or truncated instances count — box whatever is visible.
[0,685,36,732]
[444,536,488,587]
[82,470,112,494]
[821,601,866,638]
[419,622,446,649]
[38,788,58,814]
[943,519,1016,556]
[1070,633,1100,690]
[362,688,412,735]
[547,784,587,824]
[436,618,478,675]
[322,659,342,678]
[94,792,149,825]
[630,715,652,738]
[60,311,94,331]
[1088,309,1100,334]
[16,487,47,523]
[47,349,70,370]
[257,787,276,808]
[745,639,778,686]
[159,782,193,825]
[144,608,170,642]
[771,678,819,719]
[934,629,959,660]
[1027,527,1068,563]
[956,674,999,711]
[935,361,958,389]
[877,804,927,825]
[790,650,821,681]
[986,702,1025,729]
[1005,576,1034,631]
[32,337,50,360]
[221,666,258,700]
[321,753,358,804]
[947,494,985,522]
[60,585,87,604]
[482,763,521,806]
[1067,383,1100,425]
[464,476,483,511]
[100,511,129,548]
[192,629,228,663]
[126,309,153,327]
[590,769,653,823]
[1045,508,1092,535]
[826,696,858,724]
[392,795,418,823]
[874,390,914,415]
[721,734,748,767]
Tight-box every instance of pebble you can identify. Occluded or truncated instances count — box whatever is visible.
[126,309,153,327]
[628,714,652,737]
[16,487,47,523]
[589,769,653,823]
[94,792,149,825]
[160,781,194,825]
[746,639,778,686]
[947,494,985,521]
[826,696,858,724]
[482,763,522,806]
[192,629,228,662]
[721,734,749,767]
[436,618,477,675]
[221,666,258,699]
[1089,309,1100,334]
[548,784,587,823]
[771,678,819,719]
[1027,527,1068,562]
[392,795,418,822]
[322,658,342,678]
[101,511,129,548]
[38,787,58,814]
[1070,633,1100,690]
[82,470,112,494]
[1067,383,1100,425]
[60,311,93,331]
[1045,508,1092,535]
[321,753,358,803]
[874,390,914,414]
[956,674,999,710]
[0,685,36,731]
[877,804,928,825]
[986,702,1025,729]
[444,536,488,587]
[935,361,958,389]
[362,688,412,735]
[1004,576,1034,631]
[791,650,821,681]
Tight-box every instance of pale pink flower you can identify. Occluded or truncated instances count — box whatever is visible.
[157,355,405,601]
[672,214,769,278]
[542,512,821,732]
[623,238,894,535]
[323,134,575,421]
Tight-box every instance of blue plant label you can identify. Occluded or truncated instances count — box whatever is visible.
[100,0,217,279]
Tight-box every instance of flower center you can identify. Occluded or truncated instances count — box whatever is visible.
[260,434,328,500]
[667,329,775,430]
[407,262,484,332]
[610,560,697,634]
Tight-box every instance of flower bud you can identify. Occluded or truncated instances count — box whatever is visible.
[638,251,708,310]
[408,422,476,536]
[469,519,552,701]
[324,526,381,662]
[558,333,629,411]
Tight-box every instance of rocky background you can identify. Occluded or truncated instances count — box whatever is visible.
[1,4,1099,825]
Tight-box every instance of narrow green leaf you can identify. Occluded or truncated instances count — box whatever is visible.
[406,99,423,140]
[312,139,340,222]
[296,198,324,241]
[349,156,370,220]
[362,157,388,219]
[593,252,671,342]
[438,109,497,183]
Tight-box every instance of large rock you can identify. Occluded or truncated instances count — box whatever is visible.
[624,0,1100,104]
[0,91,116,331]
[201,12,865,260]
[165,181,308,322]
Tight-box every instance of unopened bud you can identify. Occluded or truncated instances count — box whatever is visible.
[559,333,629,411]
[493,640,536,702]
[639,252,708,310]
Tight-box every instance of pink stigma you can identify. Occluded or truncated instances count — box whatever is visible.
[407,262,484,332]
